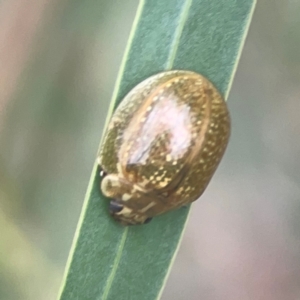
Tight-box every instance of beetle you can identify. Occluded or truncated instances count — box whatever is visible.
[98,70,230,225]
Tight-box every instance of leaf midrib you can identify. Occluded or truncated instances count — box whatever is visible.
[101,227,128,300]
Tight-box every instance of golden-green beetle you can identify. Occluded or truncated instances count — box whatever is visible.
[98,70,230,225]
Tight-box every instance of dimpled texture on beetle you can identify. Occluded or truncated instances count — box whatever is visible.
[98,70,230,225]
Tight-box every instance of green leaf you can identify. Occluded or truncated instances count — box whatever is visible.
[58,0,256,299]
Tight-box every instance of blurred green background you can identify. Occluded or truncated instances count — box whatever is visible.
[1,0,300,299]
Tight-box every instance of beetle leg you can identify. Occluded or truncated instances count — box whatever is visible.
[109,200,124,213]
[143,217,153,224]
[99,166,107,178]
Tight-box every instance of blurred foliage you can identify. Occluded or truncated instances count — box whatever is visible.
[0,207,60,300]
[0,0,138,298]
[282,1,300,80]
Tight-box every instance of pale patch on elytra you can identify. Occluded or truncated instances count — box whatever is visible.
[159,179,170,188]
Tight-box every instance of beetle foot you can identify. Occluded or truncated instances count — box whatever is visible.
[109,200,123,213]
[99,166,107,178]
